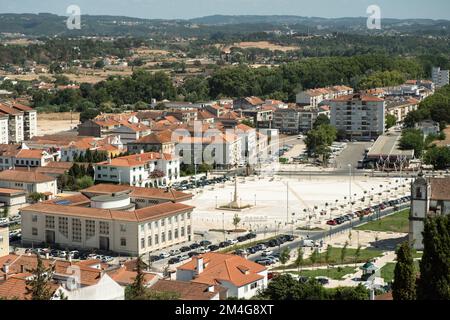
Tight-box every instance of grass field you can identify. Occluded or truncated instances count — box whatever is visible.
[355,209,409,233]
[380,260,420,283]
[274,247,384,270]
[290,266,357,280]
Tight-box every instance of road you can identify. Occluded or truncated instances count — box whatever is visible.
[248,202,410,263]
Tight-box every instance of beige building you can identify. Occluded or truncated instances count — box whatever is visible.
[0,227,8,257]
[0,169,57,199]
[20,197,194,256]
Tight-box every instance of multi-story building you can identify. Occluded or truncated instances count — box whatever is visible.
[386,98,419,124]
[127,131,176,155]
[109,123,151,146]
[432,67,450,88]
[0,103,24,143]
[410,174,450,250]
[296,86,353,107]
[330,94,385,141]
[11,102,37,140]
[273,105,328,134]
[0,115,8,144]
[0,144,54,171]
[20,197,194,256]
[60,135,123,162]
[94,152,180,188]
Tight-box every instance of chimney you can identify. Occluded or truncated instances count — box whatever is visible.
[20,265,25,273]
[108,157,112,164]
[196,257,204,275]
[2,263,9,274]
[140,149,144,154]
[45,252,50,260]
[207,285,214,293]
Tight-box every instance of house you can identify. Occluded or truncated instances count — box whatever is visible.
[127,131,176,155]
[0,169,57,199]
[81,183,192,208]
[233,97,265,110]
[360,261,380,281]
[148,279,225,300]
[95,152,180,187]
[109,123,151,145]
[176,252,268,299]
[106,261,158,288]
[0,188,27,207]
[60,135,123,162]
[0,254,125,300]
[0,144,54,170]
[0,227,8,258]
[296,86,353,107]
[409,174,450,250]
[20,199,195,255]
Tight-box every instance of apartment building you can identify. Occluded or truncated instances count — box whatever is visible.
[273,105,328,134]
[432,67,450,88]
[386,98,419,124]
[60,135,123,162]
[296,86,353,107]
[94,152,180,187]
[0,115,8,144]
[330,93,385,140]
[20,199,194,256]
[11,102,37,140]
[127,131,176,155]
[0,144,55,171]
[109,123,151,145]
[0,103,24,143]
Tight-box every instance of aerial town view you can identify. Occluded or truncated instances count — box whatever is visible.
[0,0,449,311]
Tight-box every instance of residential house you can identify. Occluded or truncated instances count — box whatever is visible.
[127,131,176,155]
[0,169,57,199]
[176,253,268,299]
[148,279,224,300]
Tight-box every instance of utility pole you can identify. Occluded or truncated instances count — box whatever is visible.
[286,181,289,224]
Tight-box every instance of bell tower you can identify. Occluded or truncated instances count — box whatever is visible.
[409,172,430,250]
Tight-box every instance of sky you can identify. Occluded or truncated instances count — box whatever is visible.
[0,0,449,20]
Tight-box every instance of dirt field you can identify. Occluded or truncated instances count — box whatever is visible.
[432,127,450,147]
[223,41,300,52]
[37,112,80,136]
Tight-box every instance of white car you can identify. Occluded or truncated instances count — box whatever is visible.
[227,239,239,245]
[169,249,181,256]
[159,252,170,259]
[179,255,190,261]
[0,218,8,225]
[261,249,274,257]
[197,247,211,254]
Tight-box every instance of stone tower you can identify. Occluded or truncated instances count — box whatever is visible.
[409,172,430,250]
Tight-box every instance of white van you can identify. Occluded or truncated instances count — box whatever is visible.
[302,239,316,247]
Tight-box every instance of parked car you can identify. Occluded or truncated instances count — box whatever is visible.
[218,241,230,248]
[149,255,160,262]
[246,232,257,239]
[197,247,210,254]
[316,277,329,285]
[302,239,316,247]
[227,239,239,245]
[189,243,200,249]
[188,251,199,257]
[168,257,180,264]
[261,249,274,257]
[266,255,280,263]
[256,259,273,266]
[159,252,170,259]
[326,220,337,226]
[180,246,191,252]
[208,245,219,251]
[237,236,248,242]
[169,249,181,256]
[199,240,212,247]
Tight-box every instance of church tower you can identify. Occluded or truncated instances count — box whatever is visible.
[409,172,430,250]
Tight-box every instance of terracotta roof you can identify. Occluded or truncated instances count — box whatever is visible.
[375,291,393,300]
[0,188,26,196]
[177,252,266,287]
[133,131,174,144]
[81,184,192,202]
[43,193,91,206]
[0,103,22,116]
[149,279,220,300]
[107,266,156,286]
[21,201,194,223]
[0,276,60,300]
[430,177,450,201]
[244,96,264,106]
[11,102,34,112]
[332,93,385,103]
[16,149,47,159]
[0,169,55,183]
[98,152,175,167]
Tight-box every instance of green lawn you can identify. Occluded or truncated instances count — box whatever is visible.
[355,209,409,233]
[290,266,357,280]
[380,260,420,283]
[274,247,384,270]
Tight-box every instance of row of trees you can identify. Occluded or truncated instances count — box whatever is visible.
[57,163,94,191]
[305,116,337,164]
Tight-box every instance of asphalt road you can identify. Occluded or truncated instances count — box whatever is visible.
[248,202,410,263]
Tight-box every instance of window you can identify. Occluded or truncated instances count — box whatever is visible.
[85,220,95,239]
[187,212,191,219]
[32,228,38,236]
[147,222,152,229]
[32,215,38,222]
[58,217,68,238]
[161,231,165,243]
[120,238,127,246]
[155,221,159,228]
[181,227,185,237]
[141,238,145,249]
[168,230,172,241]
[45,216,55,229]
[72,218,82,243]
[99,221,109,235]
[161,219,165,227]
[175,229,179,239]
[168,217,172,224]
[250,282,258,290]
[120,224,127,232]
[154,234,159,245]
[180,213,184,221]
[187,225,191,235]
[140,224,145,232]
[148,236,152,247]
[175,215,178,223]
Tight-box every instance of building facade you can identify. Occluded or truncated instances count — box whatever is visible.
[432,67,450,88]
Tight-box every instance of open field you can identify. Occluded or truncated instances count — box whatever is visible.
[290,266,357,280]
[221,41,300,52]
[355,210,409,233]
[37,112,80,135]
[380,260,420,283]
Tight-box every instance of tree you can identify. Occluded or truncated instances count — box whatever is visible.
[385,114,397,129]
[331,284,369,300]
[424,146,450,170]
[80,108,100,123]
[313,114,330,129]
[340,241,348,264]
[26,254,55,300]
[325,245,332,275]
[294,247,304,274]
[399,129,424,157]
[125,255,147,300]
[354,245,362,267]
[28,192,45,204]
[279,247,291,272]
[232,213,241,231]
[392,241,417,300]
[417,215,450,300]
[310,248,319,266]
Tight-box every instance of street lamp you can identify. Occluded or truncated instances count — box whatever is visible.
[254,194,256,206]
[222,212,225,241]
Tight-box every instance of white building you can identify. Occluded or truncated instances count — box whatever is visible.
[0,103,24,143]
[20,198,194,256]
[330,93,385,141]
[432,67,450,88]
[0,115,8,144]
[409,174,450,250]
[176,252,268,299]
[296,86,353,107]
[95,151,180,187]
[0,169,57,199]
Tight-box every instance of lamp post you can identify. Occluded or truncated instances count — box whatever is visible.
[222,212,225,241]
[254,194,256,206]
[215,195,218,209]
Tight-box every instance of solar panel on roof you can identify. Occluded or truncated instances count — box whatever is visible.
[54,200,72,205]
